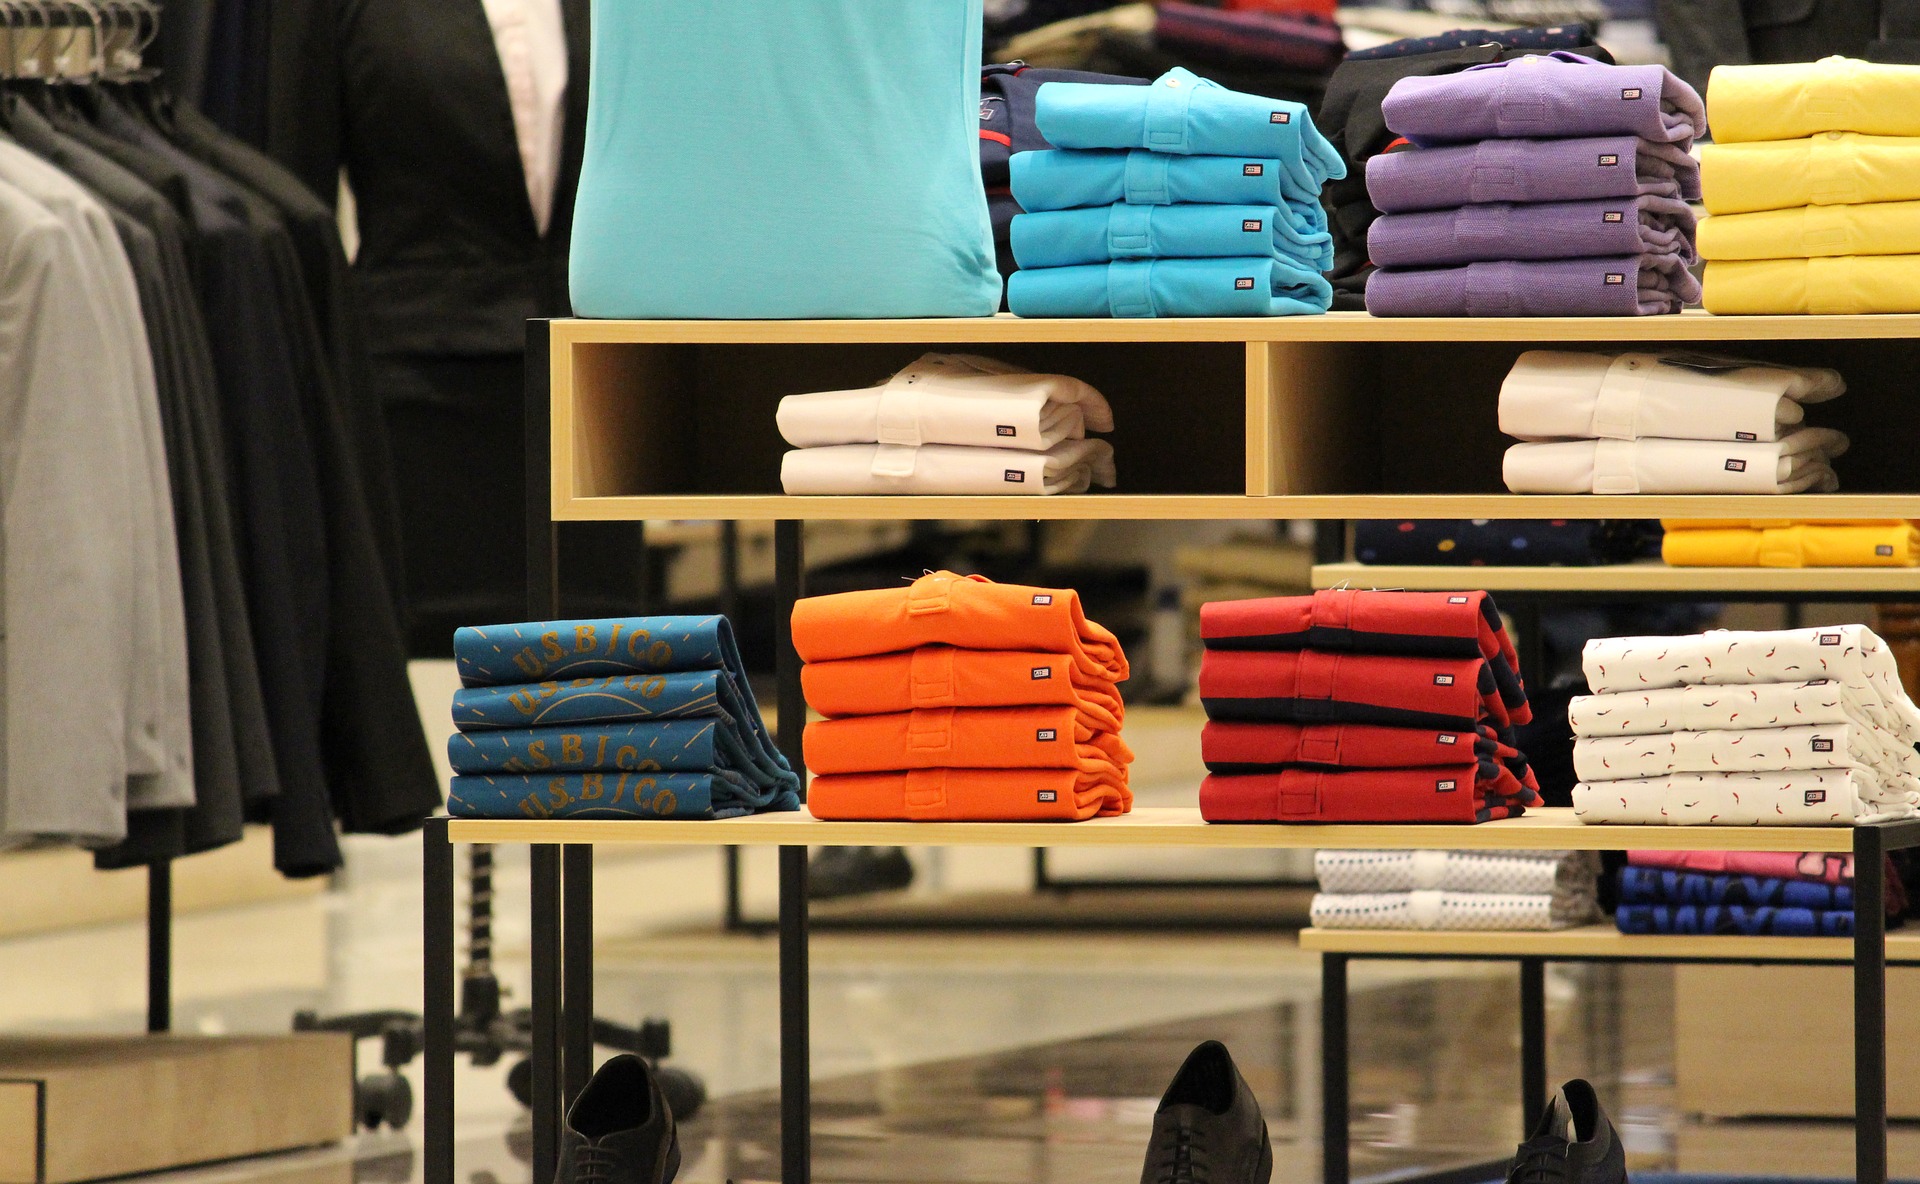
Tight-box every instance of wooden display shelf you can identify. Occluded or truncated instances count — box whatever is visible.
[1301,923,1920,963]
[1312,561,1920,594]
[551,311,1920,346]
[548,315,1920,520]
[445,805,1855,853]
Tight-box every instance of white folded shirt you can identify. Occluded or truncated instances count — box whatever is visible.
[1314,848,1598,896]
[1502,428,1849,494]
[780,437,1118,495]
[1574,722,1911,782]
[1499,349,1845,444]
[775,353,1115,451]
[1573,767,1919,826]
[1581,625,1920,742]
[1310,889,1597,931]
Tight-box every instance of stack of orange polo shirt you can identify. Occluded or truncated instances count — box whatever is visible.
[790,571,1133,821]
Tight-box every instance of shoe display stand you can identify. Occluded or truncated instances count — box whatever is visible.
[421,312,1920,1184]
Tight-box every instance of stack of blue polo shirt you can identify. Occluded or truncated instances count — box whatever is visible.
[443,616,800,821]
[1006,67,1342,318]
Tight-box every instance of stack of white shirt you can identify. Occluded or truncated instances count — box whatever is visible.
[777,354,1117,495]
[1571,624,1920,825]
[1308,849,1602,931]
[1499,350,1850,495]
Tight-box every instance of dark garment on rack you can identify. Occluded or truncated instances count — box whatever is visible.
[1352,519,1663,567]
[1344,22,1599,61]
[0,96,282,866]
[1655,0,1920,92]
[1084,30,1332,106]
[1314,36,1613,309]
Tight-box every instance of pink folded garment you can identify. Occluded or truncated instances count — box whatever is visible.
[1626,848,1852,885]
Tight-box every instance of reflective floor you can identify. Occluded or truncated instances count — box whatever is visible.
[2,667,1915,1184]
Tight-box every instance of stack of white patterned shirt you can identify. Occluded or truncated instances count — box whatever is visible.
[1571,625,1920,826]
[1309,848,1602,930]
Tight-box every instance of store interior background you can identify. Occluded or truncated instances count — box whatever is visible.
[9,0,1920,1180]
[7,515,1914,1184]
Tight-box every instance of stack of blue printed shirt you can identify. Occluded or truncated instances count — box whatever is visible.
[1007,67,1340,318]
[445,617,800,821]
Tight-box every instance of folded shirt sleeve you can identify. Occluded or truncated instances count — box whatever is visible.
[1368,253,1700,317]
[1700,133,1920,215]
[1202,762,1535,823]
[1366,135,1702,213]
[1662,522,1920,568]
[1573,767,1911,825]
[1008,256,1333,317]
[1011,148,1330,222]
[1706,58,1920,143]
[802,705,1133,775]
[808,766,1132,821]
[1382,52,1705,146]
[1699,198,1920,260]
[1502,428,1850,494]
[1012,202,1333,270]
[775,353,1114,451]
[799,647,1126,731]
[1369,195,1697,268]
[1310,889,1593,930]
[1498,350,1842,443]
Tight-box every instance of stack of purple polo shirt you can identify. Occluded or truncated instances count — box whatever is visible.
[1361,52,1707,317]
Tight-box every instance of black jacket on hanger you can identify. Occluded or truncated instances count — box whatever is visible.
[1657,0,1920,91]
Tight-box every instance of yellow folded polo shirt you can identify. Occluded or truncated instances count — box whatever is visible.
[1663,521,1920,567]
[1701,134,1920,215]
[1702,255,1920,314]
[1664,519,1909,529]
[1699,199,1920,259]
[1708,57,1920,143]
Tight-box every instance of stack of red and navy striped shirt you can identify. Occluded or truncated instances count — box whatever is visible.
[1197,590,1541,823]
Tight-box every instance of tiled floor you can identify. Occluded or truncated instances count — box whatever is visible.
[4,667,1916,1184]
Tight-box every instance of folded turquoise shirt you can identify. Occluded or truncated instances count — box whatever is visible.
[455,616,748,686]
[446,719,800,801]
[1035,67,1345,195]
[449,771,801,821]
[1008,256,1333,317]
[568,0,999,318]
[1012,149,1332,222]
[1012,203,1334,270]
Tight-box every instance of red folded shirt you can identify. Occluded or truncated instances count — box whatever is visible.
[1200,761,1539,824]
[1198,648,1528,730]
[1202,719,1505,769]
[1200,590,1526,719]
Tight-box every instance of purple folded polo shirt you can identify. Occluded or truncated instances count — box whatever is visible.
[1367,195,1698,268]
[1365,252,1702,317]
[1382,52,1706,147]
[1366,136,1702,214]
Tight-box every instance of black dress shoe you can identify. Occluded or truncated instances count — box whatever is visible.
[557,1055,680,1184]
[1141,1040,1272,1184]
[1506,1079,1626,1184]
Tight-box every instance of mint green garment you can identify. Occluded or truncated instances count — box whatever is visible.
[569,0,1000,319]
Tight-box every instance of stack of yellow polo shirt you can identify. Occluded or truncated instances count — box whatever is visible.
[1662,519,1920,567]
[1699,58,1920,314]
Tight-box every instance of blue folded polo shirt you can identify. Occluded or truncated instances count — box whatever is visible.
[1035,67,1346,195]
[1011,149,1330,233]
[569,0,1000,318]
[1008,257,1333,318]
[1012,202,1334,270]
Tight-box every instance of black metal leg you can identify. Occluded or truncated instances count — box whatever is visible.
[564,845,595,1105]
[1033,849,1053,891]
[1519,958,1548,1130]
[532,845,564,1184]
[146,861,171,1033]
[779,845,811,1184]
[423,820,455,1184]
[1321,953,1349,1184]
[1855,825,1888,1184]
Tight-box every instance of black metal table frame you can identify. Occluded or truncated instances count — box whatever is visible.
[1320,817,1920,1184]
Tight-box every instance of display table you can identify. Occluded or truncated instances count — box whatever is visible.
[422,312,1920,1184]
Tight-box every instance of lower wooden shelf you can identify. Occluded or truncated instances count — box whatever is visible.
[1300,922,1920,963]
[1312,561,1920,594]
[443,805,1856,853]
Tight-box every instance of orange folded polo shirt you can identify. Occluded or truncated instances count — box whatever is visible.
[803,705,1134,775]
[800,646,1126,730]
[790,571,1129,682]
[807,767,1133,821]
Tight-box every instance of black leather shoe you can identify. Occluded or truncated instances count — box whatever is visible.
[556,1055,680,1184]
[1506,1079,1626,1184]
[1141,1040,1272,1184]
